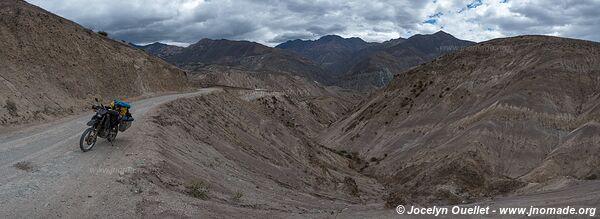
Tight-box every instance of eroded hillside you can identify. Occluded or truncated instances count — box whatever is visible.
[320,35,600,205]
[125,90,385,217]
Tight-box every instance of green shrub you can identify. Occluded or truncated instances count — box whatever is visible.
[186,180,210,199]
[97,31,108,37]
[231,191,243,202]
[4,100,17,116]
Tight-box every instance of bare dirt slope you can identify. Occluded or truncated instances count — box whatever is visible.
[0,0,189,127]
[320,35,600,206]
[0,89,217,218]
[126,90,388,218]
[191,66,363,131]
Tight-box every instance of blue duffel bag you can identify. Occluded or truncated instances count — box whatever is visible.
[113,99,131,109]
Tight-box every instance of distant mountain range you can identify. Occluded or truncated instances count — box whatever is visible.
[277,31,475,89]
[136,39,333,84]
[275,35,373,76]
[136,31,474,90]
[132,42,182,60]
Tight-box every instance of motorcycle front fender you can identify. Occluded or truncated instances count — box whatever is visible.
[86,119,96,126]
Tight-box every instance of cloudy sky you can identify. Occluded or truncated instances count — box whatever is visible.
[27,0,600,46]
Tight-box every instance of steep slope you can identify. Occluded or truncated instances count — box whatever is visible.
[276,35,371,75]
[321,35,600,205]
[0,0,189,127]
[189,65,361,135]
[524,121,600,182]
[126,90,385,217]
[141,39,333,84]
[339,31,475,90]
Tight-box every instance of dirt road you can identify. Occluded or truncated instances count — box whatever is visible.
[0,88,220,218]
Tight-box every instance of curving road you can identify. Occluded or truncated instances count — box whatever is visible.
[0,88,219,218]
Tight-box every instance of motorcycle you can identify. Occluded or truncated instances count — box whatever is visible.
[79,98,132,152]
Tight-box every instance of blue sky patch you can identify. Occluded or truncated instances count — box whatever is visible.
[424,18,437,24]
[423,12,443,24]
[467,0,483,9]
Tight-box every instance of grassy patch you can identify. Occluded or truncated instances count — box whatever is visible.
[231,191,243,202]
[186,179,210,200]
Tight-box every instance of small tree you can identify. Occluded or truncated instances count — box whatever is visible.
[97,31,108,37]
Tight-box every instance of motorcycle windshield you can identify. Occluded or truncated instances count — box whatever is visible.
[97,108,108,115]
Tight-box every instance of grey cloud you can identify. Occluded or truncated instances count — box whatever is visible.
[484,0,600,40]
[306,24,347,35]
[26,0,600,46]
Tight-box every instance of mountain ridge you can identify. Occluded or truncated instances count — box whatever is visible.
[138,32,474,90]
[138,38,334,84]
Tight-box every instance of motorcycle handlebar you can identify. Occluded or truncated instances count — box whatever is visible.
[91,104,107,111]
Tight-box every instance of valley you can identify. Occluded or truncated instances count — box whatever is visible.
[2,0,600,218]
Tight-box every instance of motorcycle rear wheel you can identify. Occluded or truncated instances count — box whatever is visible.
[80,128,97,152]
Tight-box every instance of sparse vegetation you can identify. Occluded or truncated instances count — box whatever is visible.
[343,176,360,197]
[231,191,243,202]
[13,161,33,172]
[4,99,17,116]
[585,174,598,180]
[97,31,108,37]
[186,179,210,199]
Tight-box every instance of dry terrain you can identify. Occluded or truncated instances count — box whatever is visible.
[0,0,189,128]
[2,1,600,218]
[0,89,216,218]
[320,35,600,206]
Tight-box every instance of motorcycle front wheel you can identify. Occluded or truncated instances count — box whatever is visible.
[80,128,97,152]
[107,127,118,142]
